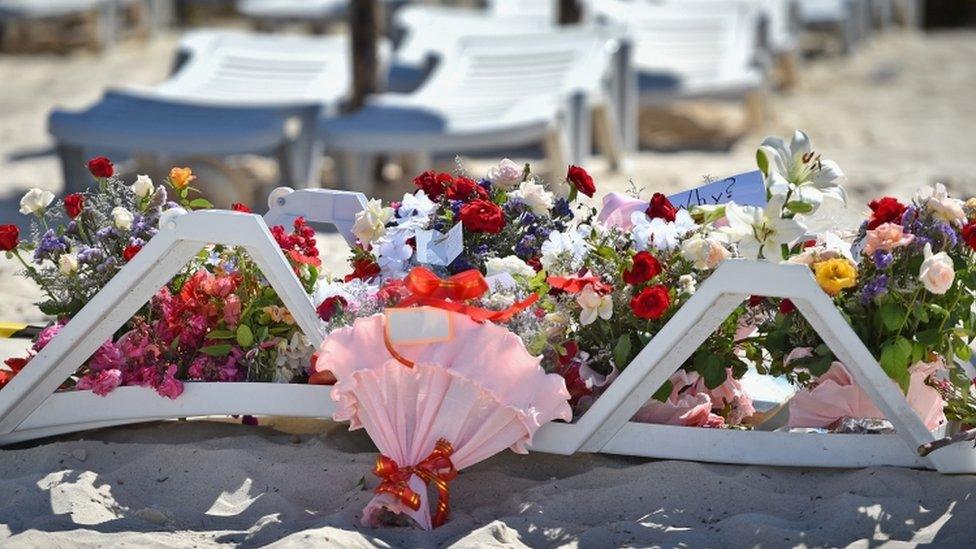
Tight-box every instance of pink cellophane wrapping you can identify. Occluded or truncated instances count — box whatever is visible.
[597,192,647,231]
[315,312,572,530]
[632,369,755,427]
[787,356,946,431]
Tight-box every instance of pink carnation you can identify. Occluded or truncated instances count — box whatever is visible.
[77,369,122,396]
[156,365,184,399]
[32,323,63,352]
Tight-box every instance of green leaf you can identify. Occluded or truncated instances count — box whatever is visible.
[879,303,906,331]
[612,334,632,369]
[807,356,833,377]
[784,201,814,215]
[200,344,232,357]
[652,379,673,403]
[236,324,254,347]
[694,352,726,390]
[206,329,235,340]
[916,329,941,346]
[188,198,214,209]
[756,149,770,176]
[879,336,912,385]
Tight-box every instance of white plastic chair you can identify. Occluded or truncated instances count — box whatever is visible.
[319,29,623,193]
[594,0,768,126]
[49,30,382,195]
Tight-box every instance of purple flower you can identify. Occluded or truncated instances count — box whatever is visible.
[478,179,493,193]
[448,255,474,274]
[515,234,537,259]
[553,198,573,219]
[33,229,67,263]
[872,250,893,270]
[860,274,889,305]
[77,246,104,265]
[95,227,117,240]
[935,221,958,249]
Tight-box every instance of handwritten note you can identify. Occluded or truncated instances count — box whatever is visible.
[667,170,766,210]
[415,222,464,266]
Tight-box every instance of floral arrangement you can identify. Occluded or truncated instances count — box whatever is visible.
[0,157,319,397]
[315,130,976,435]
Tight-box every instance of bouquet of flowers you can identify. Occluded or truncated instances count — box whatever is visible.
[0,157,320,398]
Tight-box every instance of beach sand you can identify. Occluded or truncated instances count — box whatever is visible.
[2,26,976,548]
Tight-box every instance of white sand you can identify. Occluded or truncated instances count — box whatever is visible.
[1,421,975,548]
[3,27,976,547]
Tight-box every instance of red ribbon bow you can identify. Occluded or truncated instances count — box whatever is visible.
[373,438,459,528]
[398,267,538,323]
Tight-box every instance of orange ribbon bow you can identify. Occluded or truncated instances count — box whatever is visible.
[398,267,539,323]
[373,438,459,528]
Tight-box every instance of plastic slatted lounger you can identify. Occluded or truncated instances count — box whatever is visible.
[48,30,384,194]
[319,29,622,194]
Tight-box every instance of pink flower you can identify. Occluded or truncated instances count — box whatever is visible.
[223,295,242,326]
[77,369,122,396]
[88,340,124,372]
[919,243,955,295]
[156,366,184,399]
[863,222,914,255]
[32,323,63,352]
[633,370,726,427]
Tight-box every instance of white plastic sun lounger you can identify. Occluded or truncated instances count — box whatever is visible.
[752,0,801,87]
[319,29,624,193]
[799,0,867,55]
[236,0,409,32]
[391,9,634,162]
[49,30,383,195]
[2,186,975,474]
[593,0,768,127]
[0,0,160,47]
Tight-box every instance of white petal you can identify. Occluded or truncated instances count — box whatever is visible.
[790,130,812,158]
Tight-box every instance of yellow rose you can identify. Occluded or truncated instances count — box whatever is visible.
[812,258,858,296]
[168,167,196,190]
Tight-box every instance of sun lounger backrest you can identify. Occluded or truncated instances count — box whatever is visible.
[597,0,762,82]
[489,0,555,22]
[156,30,352,107]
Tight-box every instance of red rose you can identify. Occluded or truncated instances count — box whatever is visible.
[86,156,114,178]
[446,176,487,201]
[646,193,677,222]
[122,244,142,262]
[630,284,670,320]
[0,224,19,251]
[566,165,595,197]
[779,299,796,314]
[316,295,347,322]
[867,197,907,230]
[413,170,454,199]
[962,222,976,250]
[344,257,381,282]
[622,251,662,285]
[459,199,505,233]
[231,202,252,213]
[748,295,765,307]
[64,193,84,219]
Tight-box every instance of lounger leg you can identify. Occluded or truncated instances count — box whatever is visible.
[335,153,376,196]
[745,90,767,130]
[565,92,589,166]
[776,51,800,90]
[57,144,90,196]
[593,104,624,172]
[543,127,569,182]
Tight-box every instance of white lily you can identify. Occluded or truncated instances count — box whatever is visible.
[576,284,612,326]
[19,188,55,215]
[720,197,807,261]
[397,190,437,222]
[630,209,698,252]
[757,130,846,213]
[375,228,413,274]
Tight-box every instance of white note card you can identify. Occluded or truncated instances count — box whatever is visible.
[385,307,454,345]
[415,222,464,266]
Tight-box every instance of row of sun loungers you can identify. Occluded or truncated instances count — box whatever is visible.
[42,0,919,195]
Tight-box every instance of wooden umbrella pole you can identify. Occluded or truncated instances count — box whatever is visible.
[348,0,379,112]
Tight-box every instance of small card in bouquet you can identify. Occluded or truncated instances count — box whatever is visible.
[668,170,766,210]
[385,307,455,346]
[415,222,464,266]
